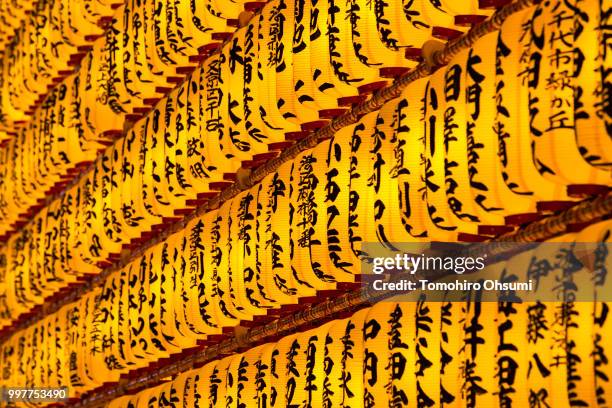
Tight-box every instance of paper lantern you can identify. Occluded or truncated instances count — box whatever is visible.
[414,295,442,406]
[443,45,488,226]
[190,357,216,407]
[324,124,363,281]
[230,188,269,317]
[181,63,218,194]
[272,0,320,124]
[145,245,181,358]
[369,94,412,246]
[216,198,253,324]
[255,170,297,307]
[272,161,312,299]
[4,230,31,316]
[105,146,129,255]
[392,78,443,240]
[290,141,338,291]
[167,79,196,207]
[135,115,160,224]
[140,0,175,87]
[198,51,244,178]
[63,302,94,393]
[544,231,597,406]
[149,89,181,210]
[146,0,187,78]
[427,51,484,236]
[120,0,161,105]
[184,216,228,340]
[378,0,428,49]
[573,0,612,169]
[212,354,237,407]
[192,210,226,331]
[103,7,142,116]
[124,255,150,362]
[265,332,295,407]
[224,27,267,161]
[239,184,278,310]
[368,88,433,247]
[290,0,340,113]
[166,226,205,344]
[123,119,161,233]
[306,322,335,408]
[79,48,123,139]
[492,255,531,407]
[307,0,359,100]
[116,264,141,370]
[112,135,143,242]
[253,4,301,133]
[94,271,117,376]
[327,0,378,85]
[581,221,612,406]
[73,160,105,266]
[200,207,239,328]
[156,378,179,407]
[68,182,103,274]
[134,383,163,408]
[172,369,197,407]
[281,330,307,408]
[312,137,356,284]
[213,37,241,163]
[346,111,381,263]
[421,71,461,236]
[135,249,170,361]
[351,0,414,70]
[240,15,288,148]
[328,308,369,407]
[142,98,178,219]
[528,0,609,186]
[231,344,265,405]
[386,300,419,407]
[467,31,533,221]
[226,190,261,319]
[363,302,398,407]
[493,5,569,201]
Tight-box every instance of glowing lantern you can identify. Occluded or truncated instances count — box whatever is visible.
[231,188,269,317]
[272,161,311,298]
[256,170,297,306]
[255,3,302,132]
[529,0,609,186]
[325,124,363,281]
[573,0,612,169]
[290,141,338,291]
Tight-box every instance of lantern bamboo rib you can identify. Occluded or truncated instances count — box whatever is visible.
[0,0,565,344]
[74,191,611,408]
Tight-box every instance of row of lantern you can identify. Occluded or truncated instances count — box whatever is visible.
[0,0,610,329]
[0,0,122,136]
[0,220,609,404]
[0,0,36,58]
[0,0,498,237]
[0,0,248,230]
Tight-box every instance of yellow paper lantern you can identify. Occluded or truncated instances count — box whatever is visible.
[529,0,609,186]
[255,170,297,307]
[573,0,612,169]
